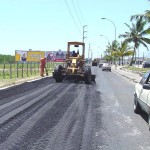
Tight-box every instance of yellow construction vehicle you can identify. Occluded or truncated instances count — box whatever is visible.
[53,41,96,84]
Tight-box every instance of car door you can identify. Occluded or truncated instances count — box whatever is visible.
[139,72,150,113]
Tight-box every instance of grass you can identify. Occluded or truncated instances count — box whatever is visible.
[0,62,64,80]
[122,65,150,73]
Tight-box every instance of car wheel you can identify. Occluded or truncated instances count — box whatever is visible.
[133,94,141,114]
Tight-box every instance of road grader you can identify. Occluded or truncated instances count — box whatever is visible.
[53,41,96,84]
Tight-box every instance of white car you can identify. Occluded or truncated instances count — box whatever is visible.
[102,63,111,71]
[134,71,150,129]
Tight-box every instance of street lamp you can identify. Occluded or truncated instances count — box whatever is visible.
[99,35,110,44]
[101,18,117,41]
[98,47,105,59]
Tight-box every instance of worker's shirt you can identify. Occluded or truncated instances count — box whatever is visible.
[40,59,46,68]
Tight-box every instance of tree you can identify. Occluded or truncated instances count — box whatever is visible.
[119,16,150,66]
[131,10,150,23]
[131,0,150,22]
[115,41,133,65]
[104,40,120,64]
[0,54,15,63]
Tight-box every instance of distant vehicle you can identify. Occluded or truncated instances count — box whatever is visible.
[99,63,103,68]
[102,63,111,71]
[134,71,150,130]
[92,59,98,66]
[142,61,150,68]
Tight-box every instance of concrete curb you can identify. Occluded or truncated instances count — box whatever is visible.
[112,67,141,83]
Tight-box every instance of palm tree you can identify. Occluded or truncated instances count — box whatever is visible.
[104,45,113,63]
[115,41,133,65]
[131,10,150,22]
[119,16,150,66]
[131,0,150,22]
[105,40,120,64]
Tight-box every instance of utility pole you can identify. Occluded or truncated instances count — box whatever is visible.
[88,43,91,65]
[91,49,93,62]
[83,25,87,42]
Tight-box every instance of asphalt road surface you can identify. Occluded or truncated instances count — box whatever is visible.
[0,66,150,150]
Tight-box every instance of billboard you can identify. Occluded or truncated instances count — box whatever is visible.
[15,50,45,62]
[15,50,28,62]
[15,50,66,62]
[26,51,45,62]
[45,50,66,62]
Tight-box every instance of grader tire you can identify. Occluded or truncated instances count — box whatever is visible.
[54,65,63,83]
[84,69,91,84]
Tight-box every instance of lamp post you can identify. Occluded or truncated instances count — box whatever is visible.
[99,35,110,44]
[101,18,116,41]
[98,47,104,59]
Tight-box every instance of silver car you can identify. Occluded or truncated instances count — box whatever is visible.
[102,63,111,71]
[134,71,150,130]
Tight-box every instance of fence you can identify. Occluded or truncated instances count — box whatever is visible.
[0,61,63,79]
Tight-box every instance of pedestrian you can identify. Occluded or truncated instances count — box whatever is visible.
[40,57,47,77]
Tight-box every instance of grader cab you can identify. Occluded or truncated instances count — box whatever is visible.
[53,41,96,84]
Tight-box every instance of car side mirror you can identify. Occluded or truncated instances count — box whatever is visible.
[143,84,150,90]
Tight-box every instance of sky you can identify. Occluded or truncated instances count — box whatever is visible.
[0,0,149,58]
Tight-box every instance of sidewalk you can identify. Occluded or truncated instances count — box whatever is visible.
[112,65,142,83]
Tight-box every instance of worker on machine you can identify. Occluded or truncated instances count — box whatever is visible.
[40,57,47,77]
[77,49,79,57]
[72,50,77,57]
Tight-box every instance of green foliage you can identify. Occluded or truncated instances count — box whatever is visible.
[0,54,15,63]
[119,16,150,66]
[123,66,149,73]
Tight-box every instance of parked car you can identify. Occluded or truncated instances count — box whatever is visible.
[134,71,150,129]
[102,63,111,71]
[142,61,150,68]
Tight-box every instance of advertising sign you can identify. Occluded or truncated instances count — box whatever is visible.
[26,51,45,62]
[45,50,66,62]
[15,50,66,62]
[15,50,27,62]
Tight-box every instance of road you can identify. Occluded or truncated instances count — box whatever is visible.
[0,67,150,150]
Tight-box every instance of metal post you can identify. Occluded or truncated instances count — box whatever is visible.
[88,44,91,65]
[83,25,87,42]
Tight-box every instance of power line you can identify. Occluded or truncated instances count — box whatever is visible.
[72,0,82,27]
[64,0,82,35]
[75,0,85,25]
